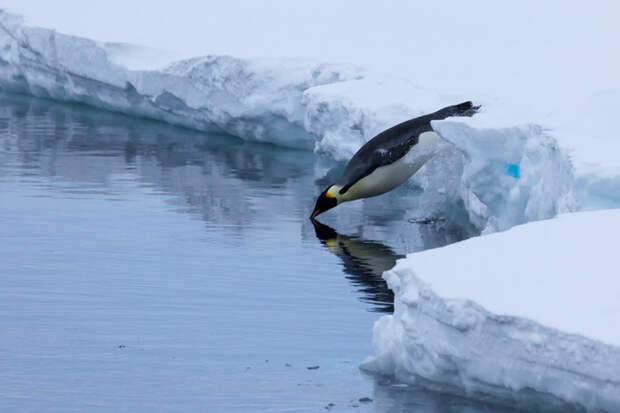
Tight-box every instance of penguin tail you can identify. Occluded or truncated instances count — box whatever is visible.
[431,101,481,120]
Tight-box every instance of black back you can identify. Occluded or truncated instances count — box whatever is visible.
[336,101,478,194]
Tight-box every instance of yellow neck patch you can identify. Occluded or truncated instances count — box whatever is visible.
[326,186,337,198]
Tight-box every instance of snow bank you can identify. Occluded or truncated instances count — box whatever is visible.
[0,11,366,150]
[0,10,578,233]
[362,210,620,411]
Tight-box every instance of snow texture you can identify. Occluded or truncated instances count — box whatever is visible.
[0,10,577,233]
[362,210,620,412]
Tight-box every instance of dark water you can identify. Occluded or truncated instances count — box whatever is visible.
[0,94,515,412]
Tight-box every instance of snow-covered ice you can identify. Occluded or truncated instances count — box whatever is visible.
[0,10,580,233]
[362,210,620,411]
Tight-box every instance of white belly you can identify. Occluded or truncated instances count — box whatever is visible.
[341,131,440,202]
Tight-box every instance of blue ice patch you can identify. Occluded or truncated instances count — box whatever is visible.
[505,163,520,179]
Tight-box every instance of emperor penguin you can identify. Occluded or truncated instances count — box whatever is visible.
[310,101,480,218]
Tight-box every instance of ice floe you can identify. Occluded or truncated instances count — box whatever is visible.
[362,210,620,411]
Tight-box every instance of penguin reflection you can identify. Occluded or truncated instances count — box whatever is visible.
[311,219,404,313]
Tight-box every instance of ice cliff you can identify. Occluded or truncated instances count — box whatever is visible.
[0,10,576,233]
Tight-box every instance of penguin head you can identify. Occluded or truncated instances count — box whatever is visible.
[310,185,339,218]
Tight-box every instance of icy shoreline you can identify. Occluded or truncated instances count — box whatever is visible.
[0,10,576,234]
[362,210,620,412]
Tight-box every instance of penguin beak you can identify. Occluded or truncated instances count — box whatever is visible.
[311,188,338,219]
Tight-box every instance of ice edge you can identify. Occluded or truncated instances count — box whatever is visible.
[360,260,620,412]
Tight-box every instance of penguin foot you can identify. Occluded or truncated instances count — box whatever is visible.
[457,101,481,117]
